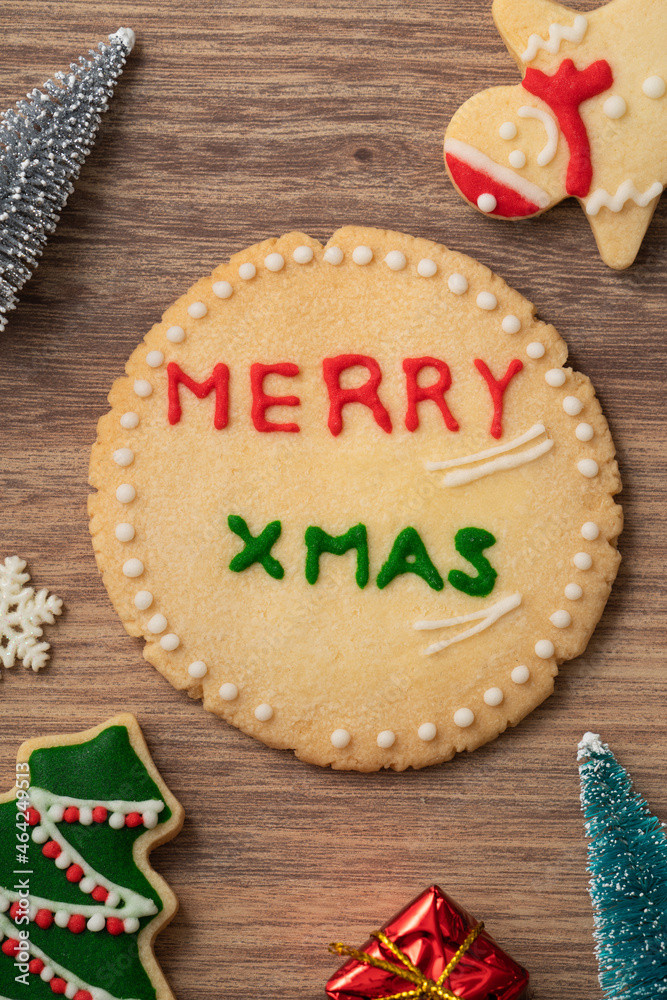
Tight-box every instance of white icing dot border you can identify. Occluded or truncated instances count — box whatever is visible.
[105,234,614,757]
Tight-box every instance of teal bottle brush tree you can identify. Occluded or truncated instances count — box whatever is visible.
[578,732,667,999]
[0,28,135,330]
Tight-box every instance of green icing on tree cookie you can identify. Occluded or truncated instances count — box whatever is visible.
[305,524,369,587]
[376,527,444,591]
[448,527,498,597]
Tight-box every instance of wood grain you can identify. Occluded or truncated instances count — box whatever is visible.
[0,2,665,998]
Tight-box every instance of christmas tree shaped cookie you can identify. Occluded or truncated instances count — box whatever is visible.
[89,226,622,771]
[0,715,184,1000]
[444,0,666,268]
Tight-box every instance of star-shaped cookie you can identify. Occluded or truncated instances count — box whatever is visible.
[444,0,666,269]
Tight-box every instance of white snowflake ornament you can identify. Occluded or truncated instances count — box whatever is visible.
[0,556,63,671]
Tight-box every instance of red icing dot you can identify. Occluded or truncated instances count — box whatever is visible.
[42,840,61,859]
[50,977,68,994]
[106,917,125,936]
[74,992,93,1000]
[29,958,45,974]
[26,807,41,826]
[63,807,80,824]
[66,864,84,883]
[35,909,54,930]
[9,901,22,920]
[67,914,86,934]
[91,886,108,903]
[125,811,143,828]
[1,939,19,957]
[92,806,107,823]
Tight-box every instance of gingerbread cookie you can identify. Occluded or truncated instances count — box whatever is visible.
[0,714,184,1000]
[89,226,622,771]
[444,0,666,269]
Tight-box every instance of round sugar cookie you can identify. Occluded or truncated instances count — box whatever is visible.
[89,226,622,771]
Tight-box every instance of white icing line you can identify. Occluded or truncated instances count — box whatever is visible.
[442,439,554,486]
[415,592,522,655]
[0,910,137,1000]
[517,106,558,165]
[445,138,551,209]
[586,180,663,216]
[426,422,546,471]
[521,14,587,63]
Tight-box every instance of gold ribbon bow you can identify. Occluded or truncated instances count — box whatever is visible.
[329,921,484,1000]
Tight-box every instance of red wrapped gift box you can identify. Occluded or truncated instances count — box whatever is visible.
[326,885,529,1000]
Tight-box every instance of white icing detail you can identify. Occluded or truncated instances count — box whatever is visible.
[330,729,351,748]
[32,826,48,844]
[160,633,180,650]
[264,252,284,272]
[113,448,134,469]
[603,96,626,119]
[120,411,139,429]
[565,583,583,600]
[517,106,559,165]
[511,665,530,684]
[574,552,593,570]
[115,523,135,542]
[576,422,594,441]
[142,809,158,829]
[477,193,497,213]
[578,458,599,478]
[445,138,551,209]
[586,180,663,216]
[0,894,8,911]
[109,812,125,830]
[134,591,153,610]
[642,76,665,99]
[545,369,566,386]
[323,246,343,265]
[122,558,144,578]
[212,280,233,298]
[166,325,185,343]
[106,891,120,907]
[453,708,474,728]
[415,592,522,655]
[255,703,273,721]
[219,682,238,700]
[483,687,504,706]
[550,610,571,628]
[502,314,521,334]
[578,731,605,758]
[377,730,396,748]
[385,250,406,270]
[146,350,164,368]
[440,437,553,487]
[352,245,373,265]
[535,639,555,658]
[508,150,526,169]
[55,851,72,869]
[448,273,468,295]
[521,14,588,63]
[111,27,136,51]
[187,301,207,318]
[476,291,497,310]
[55,908,70,924]
[116,484,135,503]
[147,614,167,634]
[417,723,436,741]
[427,422,547,472]
[65,982,77,1000]
[563,395,583,415]
[133,379,152,398]
[239,262,256,280]
[188,660,207,679]
[124,917,140,933]
[581,522,600,541]
[293,245,313,264]
[499,121,517,140]
[417,258,437,277]
[526,341,545,358]
[0,910,142,1000]
[48,804,64,822]
[80,876,96,892]
[87,913,106,932]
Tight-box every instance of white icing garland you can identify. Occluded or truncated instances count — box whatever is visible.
[517,106,559,165]
[415,592,522,655]
[585,180,663,216]
[521,14,588,63]
[0,911,137,1000]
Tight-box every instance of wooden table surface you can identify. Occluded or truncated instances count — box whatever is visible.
[1,1,665,998]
